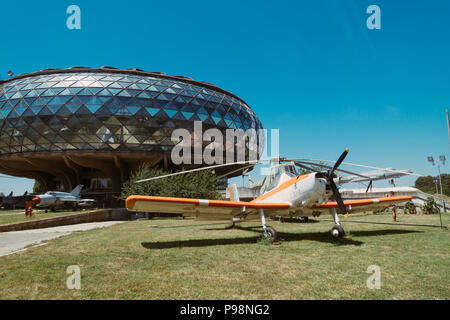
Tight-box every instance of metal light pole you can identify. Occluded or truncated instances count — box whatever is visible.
[446,109,450,150]
[427,156,445,229]
[437,160,445,210]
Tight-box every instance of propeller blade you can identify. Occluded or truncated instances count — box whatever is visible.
[331,148,349,173]
[135,159,264,183]
[293,161,320,173]
[292,160,369,178]
[328,177,347,215]
[215,164,255,180]
[287,158,424,177]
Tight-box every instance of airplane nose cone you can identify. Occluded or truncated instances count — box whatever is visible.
[32,196,40,204]
[315,178,327,191]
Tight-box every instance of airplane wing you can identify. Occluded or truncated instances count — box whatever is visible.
[311,196,412,213]
[126,195,293,219]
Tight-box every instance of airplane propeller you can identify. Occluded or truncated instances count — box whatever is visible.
[289,149,350,215]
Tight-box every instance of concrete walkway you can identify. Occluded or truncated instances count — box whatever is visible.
[0,221,124,257]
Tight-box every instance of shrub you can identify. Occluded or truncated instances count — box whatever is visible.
[404,201,417,214]
[421,197,439,215]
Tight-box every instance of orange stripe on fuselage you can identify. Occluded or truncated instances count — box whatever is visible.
[250,174,310,203]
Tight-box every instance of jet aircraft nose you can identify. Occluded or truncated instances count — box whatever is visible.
[32,196,40,204]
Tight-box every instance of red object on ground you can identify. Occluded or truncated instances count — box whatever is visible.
[25,201,33,217]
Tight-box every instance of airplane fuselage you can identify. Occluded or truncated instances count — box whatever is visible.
[252,173,327,208]
[32,191,95,209]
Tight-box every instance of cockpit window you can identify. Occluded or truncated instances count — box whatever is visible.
[258,164,299,194]
[284,165,298,177]
[266,173,281,192]
[260,167,282,193]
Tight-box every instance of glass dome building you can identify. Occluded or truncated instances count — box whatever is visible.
[0,67,263,195]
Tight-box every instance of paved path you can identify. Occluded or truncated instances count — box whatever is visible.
[0,221,124,257]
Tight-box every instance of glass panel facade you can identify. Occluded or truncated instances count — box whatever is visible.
[0,72,263,155]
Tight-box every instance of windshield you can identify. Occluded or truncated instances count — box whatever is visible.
[284,164,299,177]
[254,164,300,194]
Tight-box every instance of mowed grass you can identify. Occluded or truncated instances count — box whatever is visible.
[0,209,99,225]
[0,212,448,299]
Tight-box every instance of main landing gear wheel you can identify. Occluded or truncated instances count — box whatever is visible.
[331,225,345,238]
[264,227,278,243]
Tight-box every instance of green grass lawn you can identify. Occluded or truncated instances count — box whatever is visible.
[0,212,448,299]
[0,208,99,225]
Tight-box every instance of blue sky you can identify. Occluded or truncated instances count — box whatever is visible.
[1,0,450,194]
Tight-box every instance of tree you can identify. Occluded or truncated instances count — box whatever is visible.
[119,163,223,200]
[33,180,46,193]
[415,174,450,197]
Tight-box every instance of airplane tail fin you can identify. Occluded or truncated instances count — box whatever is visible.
[70,185,83,197]
[8,191,13,198]
[229,184,240,202]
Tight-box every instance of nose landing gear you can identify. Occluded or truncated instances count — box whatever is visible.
[331,224,345,238]
[330,208,345,239]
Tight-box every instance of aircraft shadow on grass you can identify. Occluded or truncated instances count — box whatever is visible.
[141,226,422,249]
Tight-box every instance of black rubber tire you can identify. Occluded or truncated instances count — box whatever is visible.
[331,225,345,238]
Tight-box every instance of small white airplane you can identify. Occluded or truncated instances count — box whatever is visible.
[126,149,412,242]
[32,185,95,212]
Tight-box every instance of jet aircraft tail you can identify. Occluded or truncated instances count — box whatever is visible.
[70,185,83,197]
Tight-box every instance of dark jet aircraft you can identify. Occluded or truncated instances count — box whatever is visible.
[32,185,95,212]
